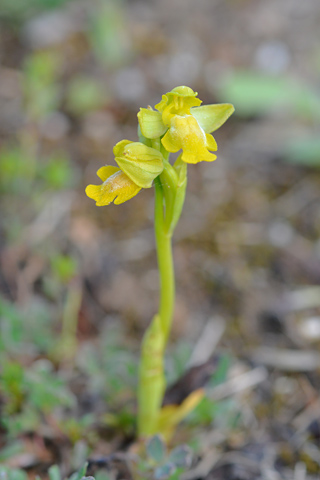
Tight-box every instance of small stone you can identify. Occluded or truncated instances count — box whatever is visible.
[23,11,79,48]
[268,220,293,247]
[298,316,320,341]
[40,112,70,140]
[255,41,291,75]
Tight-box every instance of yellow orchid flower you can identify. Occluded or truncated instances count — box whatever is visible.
[138,86,234,164]
[138,86,201,139]
[86,141,164,205]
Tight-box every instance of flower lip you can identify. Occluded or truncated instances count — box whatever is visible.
[85,166,142,206]
[161,114,217,164]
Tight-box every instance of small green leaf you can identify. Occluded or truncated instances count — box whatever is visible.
[209,353,230,387]
[48,465,61,480]
[68,463,88,480]
[146,435,166,463]
[7,469,27,480]
[0,441,24,462]
[168,445,192,468]
[154,463,176,480]
[95,472,113,480]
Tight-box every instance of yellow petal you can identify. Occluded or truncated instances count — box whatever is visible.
[96,165,120,181]
[205,133,218,151]
[113,139,132,157]
[161,115,217,164]
[86,167,141,206]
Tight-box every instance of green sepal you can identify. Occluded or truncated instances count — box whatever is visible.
[138,123,152,147]
[138,107,167,139]
[191,103,235,133]
[114,140,164,188]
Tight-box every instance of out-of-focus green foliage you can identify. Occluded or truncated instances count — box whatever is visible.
[58,415,95,444]
[0,146,75,196]
[51,253,78,284]
[284,137,320,167]
[89,0,130,67]
[40,153,76,190]
[0,146,35,194]
[135,435,193,480]
[0,0,72,22]
[217,70,320,120]
[186,354,231,426]
[165,340,192,385]
[0,465,28,480]
[0,438,194,480]
[78,324,137,404]
[66,76,106,115]
[24,51,62,120]
[0,463,93,480]
[0,295,54,355]
[0,358,75,435]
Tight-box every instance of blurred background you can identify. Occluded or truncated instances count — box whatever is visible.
[1,0,320,476]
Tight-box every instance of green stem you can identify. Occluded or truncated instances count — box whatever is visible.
[137,176,175,437]
[154,177,175,342]
[59,279,82,364]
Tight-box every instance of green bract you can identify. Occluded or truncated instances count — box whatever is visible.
[138,108,166,140]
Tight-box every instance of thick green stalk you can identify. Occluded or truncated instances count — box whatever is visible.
[154,177,175,341]
[137,314,165,436]
[137,176,175,437]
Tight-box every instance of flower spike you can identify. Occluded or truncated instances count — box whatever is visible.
[85,86,234,440]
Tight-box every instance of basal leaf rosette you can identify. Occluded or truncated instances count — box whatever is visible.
[86,140,164,206]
